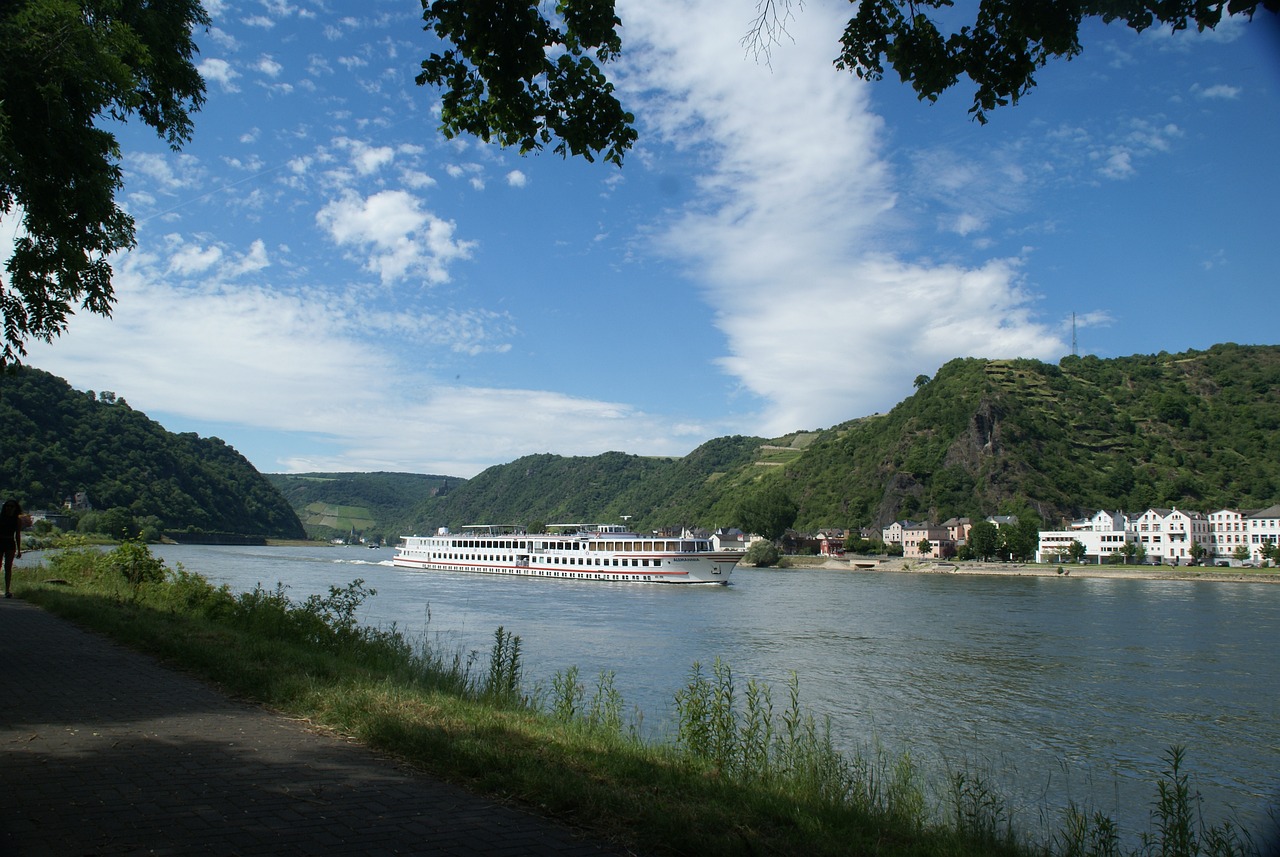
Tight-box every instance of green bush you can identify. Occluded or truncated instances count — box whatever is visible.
[109,539,167,591]
[743,540,780,567]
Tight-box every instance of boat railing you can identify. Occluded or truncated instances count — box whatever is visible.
[460,524,527,536]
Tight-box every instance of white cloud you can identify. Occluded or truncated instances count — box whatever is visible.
[315,189,475,285]
[161,234,269,280]
[198,58,240,92]
[224,239,271,278]
[167,241,223,276]
[26,254,390,436]
[714,256,1056,434]
[401,170,437,190]
[442,162,485,189]
[126,152,204,193]
[1087,120,1181,180]
[1070,310,1114,330]
[22,248,679,477]
[273,385,694,477]
[335,138,396,175]
[1196,83,1241,100]
[1098,148,1135,179]
[260,0,299,20]
[617,0,1063,434]
[506,170,528,188]
[255,55,283,77]
[905,145,1029,238]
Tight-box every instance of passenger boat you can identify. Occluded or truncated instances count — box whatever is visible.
[392,523,739,584]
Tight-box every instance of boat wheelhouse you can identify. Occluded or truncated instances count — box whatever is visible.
[393,523,738,584]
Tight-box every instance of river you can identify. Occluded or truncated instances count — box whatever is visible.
[28,543,1280,845]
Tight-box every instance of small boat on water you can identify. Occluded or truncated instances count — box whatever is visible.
[393,523,739,584]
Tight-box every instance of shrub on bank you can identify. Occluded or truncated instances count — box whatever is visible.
[743,540,781,567]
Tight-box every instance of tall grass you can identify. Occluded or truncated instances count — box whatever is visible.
[14,544,1270,857]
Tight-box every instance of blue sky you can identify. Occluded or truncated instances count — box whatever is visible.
[12,1,1280,478]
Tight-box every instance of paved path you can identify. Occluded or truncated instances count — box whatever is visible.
[0,597,631,856]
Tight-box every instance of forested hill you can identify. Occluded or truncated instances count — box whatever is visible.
[401,343,1280,534]
[781,343,1280,529]
[0,366,305,540]
[399,435,767,536]
[265,472,455,543]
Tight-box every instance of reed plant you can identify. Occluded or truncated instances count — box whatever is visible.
[11,546,1269,857]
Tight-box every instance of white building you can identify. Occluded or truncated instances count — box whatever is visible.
[1133,508,1173,562]
[1208,508,1248,562]
[881,520,920,546]
[1248,505,1280,562]
[1038,506,1264,566]
[710,527,756,552]
[1035,510,1133,564]
[1162,508,1210,564]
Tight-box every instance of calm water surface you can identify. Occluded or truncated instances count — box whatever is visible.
[63,545,1280,841]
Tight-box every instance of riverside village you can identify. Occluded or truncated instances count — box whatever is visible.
[864,504,1280,567]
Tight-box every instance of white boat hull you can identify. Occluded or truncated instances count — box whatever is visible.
[393,526,738,585]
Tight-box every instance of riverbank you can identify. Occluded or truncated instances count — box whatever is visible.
[13,542,1275,856]
[780,555,1280,583]
[5,549,1045,857]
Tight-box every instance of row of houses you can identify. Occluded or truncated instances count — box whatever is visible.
[1035,505,1280,565]
[881,506,1280,565]
[881,516,1020,559]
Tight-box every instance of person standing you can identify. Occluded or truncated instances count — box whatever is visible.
[1,500,23,598]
